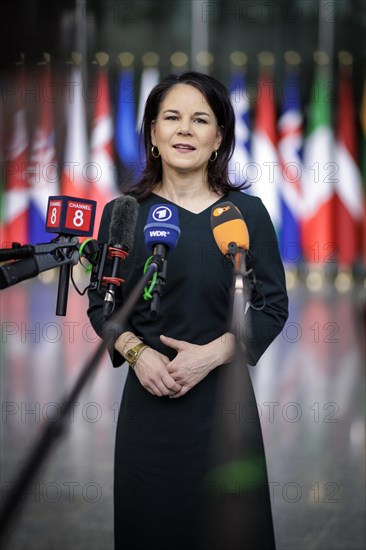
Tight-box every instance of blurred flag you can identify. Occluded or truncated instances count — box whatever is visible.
[89,68,118,236]
[3,66,29,246]
[228,70,252,188]
[302,64,335,265]
[136,66,159,131]
[28,67,59,243]
[251,64,281,232]
[334,61,364,268]
[61,66,90,199]
[277,65,303,266]
[362,77,366,188]
[115,67,141,182]
[136,65,159,162]
[360,77,366,264]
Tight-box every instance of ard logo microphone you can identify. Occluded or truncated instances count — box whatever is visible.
[144,204,180,252]
[144,204,180,318]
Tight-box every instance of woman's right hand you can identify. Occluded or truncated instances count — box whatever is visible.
[133,347,182,397]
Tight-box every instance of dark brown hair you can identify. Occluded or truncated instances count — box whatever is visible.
[127,71,243,199]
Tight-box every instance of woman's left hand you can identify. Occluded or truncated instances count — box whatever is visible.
[160,334,215,398]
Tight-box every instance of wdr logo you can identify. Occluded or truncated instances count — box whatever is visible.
[149,230,169,237]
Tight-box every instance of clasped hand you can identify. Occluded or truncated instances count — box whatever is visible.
[134,335,213,399]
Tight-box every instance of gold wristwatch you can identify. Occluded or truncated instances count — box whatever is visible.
[125,342,148,369]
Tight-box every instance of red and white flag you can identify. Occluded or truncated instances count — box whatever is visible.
[361,78,366,264]
[89,68,118,236]
[334,64,364,267]
[251,65,281,232]
[61,66,90,199]
[302,65,335,265]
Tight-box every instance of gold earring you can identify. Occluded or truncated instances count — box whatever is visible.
[151,145,160,158]
[209,150,218,162]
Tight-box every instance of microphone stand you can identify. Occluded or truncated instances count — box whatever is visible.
[150,244,168,319]
[227,241,251,337]
[0,258,161,545]
[56,236,73,316]
[203,242,276,550]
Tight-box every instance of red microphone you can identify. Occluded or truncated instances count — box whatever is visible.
[0,196,101,317]
[45,196,97,315]
[46,196,97,237]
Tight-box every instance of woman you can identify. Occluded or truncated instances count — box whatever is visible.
[88,72,288,549]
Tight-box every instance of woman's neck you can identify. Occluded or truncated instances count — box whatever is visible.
[152,176,224,214]
[153,171,219,204]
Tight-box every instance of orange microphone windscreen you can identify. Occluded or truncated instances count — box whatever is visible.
[210,202,250,255]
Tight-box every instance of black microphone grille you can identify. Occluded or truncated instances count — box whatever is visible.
[109,195,139,252]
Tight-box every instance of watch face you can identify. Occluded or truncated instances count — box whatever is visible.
[126,343,144,364]
[126,349,137,361]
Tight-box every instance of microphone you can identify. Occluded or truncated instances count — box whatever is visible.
[211,201,249,256]
[211,201,254,336]
[44,195,97,316]
[211,201,250,275]
[0,195,99,318]
[103,195,139,320]
[144,204,180,318]
[45,196,96,236]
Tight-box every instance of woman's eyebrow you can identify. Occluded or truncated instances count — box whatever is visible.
[162,109,211,117]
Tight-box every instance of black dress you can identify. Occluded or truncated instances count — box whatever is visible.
[87,190,288,550]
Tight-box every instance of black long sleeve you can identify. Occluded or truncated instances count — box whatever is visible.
[241,195,288,364]
[87,191,288,368]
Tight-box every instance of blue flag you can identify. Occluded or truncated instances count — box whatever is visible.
[115,69,141,182]
[278,68,303,265]
[229,71,252,189]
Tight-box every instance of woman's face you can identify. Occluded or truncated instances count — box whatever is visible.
[151,83,222,178]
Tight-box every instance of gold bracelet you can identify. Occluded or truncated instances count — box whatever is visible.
[125,343,148,369]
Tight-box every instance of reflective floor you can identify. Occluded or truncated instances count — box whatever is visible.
[0,275,365,550]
